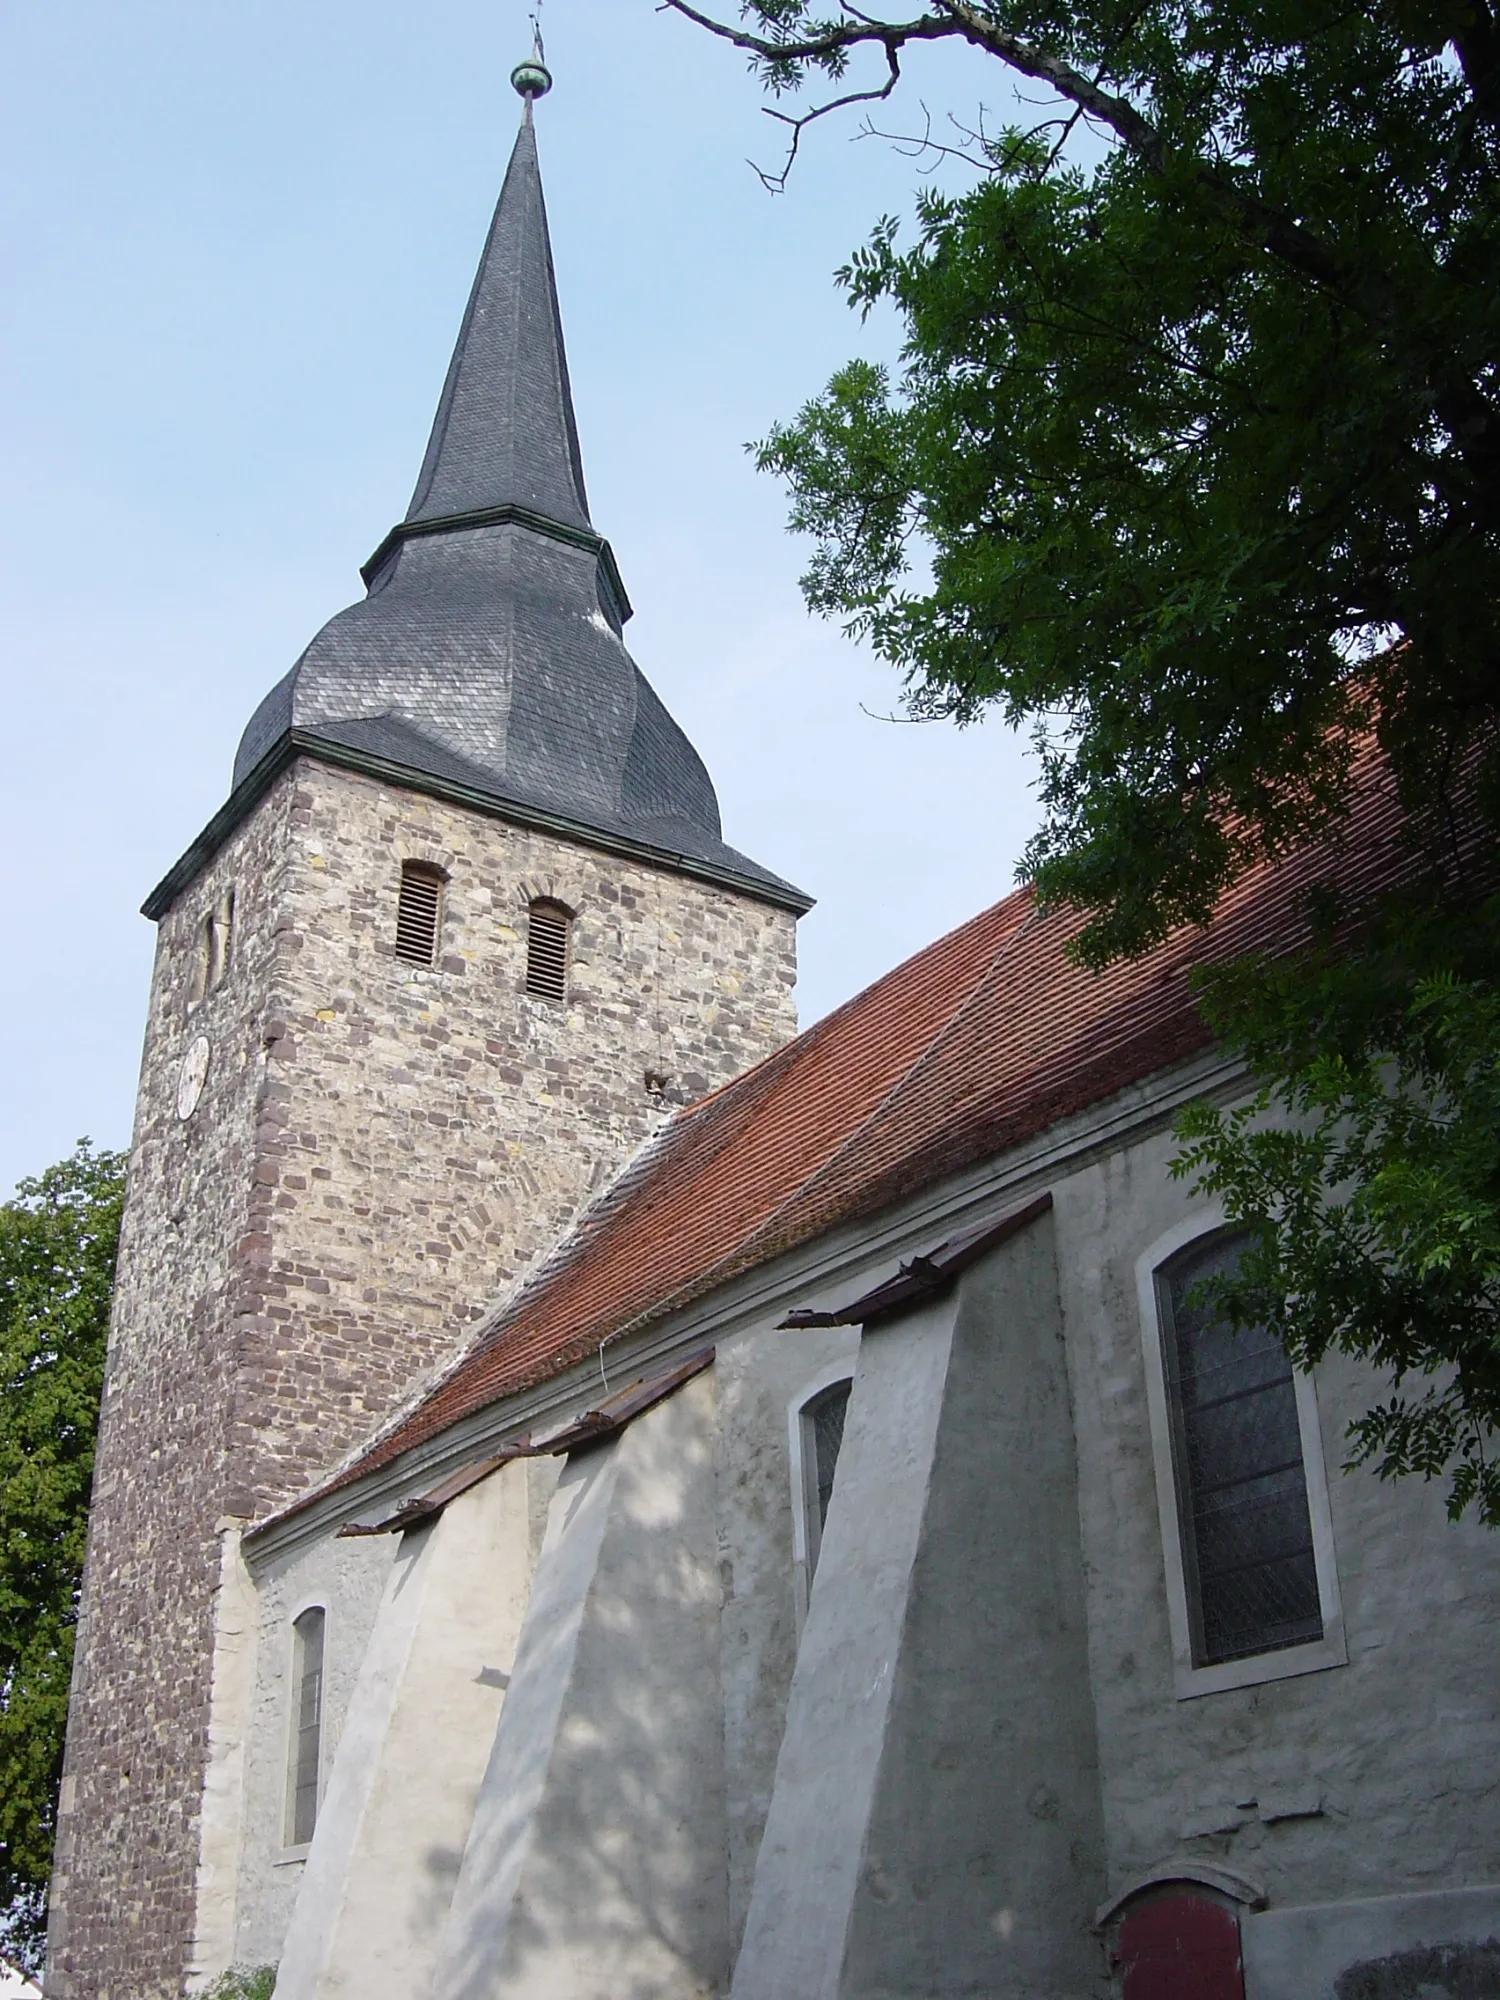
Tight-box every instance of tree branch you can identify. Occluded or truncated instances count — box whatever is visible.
[660,0,1500,502]
[658,0,1365,308]
[757,40,904,190]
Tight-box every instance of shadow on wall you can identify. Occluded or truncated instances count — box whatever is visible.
[440,1375,727,2000]
[1335,1941,1500,1999]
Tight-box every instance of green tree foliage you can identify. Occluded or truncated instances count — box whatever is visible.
[0,1143,125,1973]
[1176,895,1500,1522]
[202,1966,277,2000]
[667,0,1500,1512]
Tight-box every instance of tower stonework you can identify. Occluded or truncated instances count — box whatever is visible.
[48,80,805,2000]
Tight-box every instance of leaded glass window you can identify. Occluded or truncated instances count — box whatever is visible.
[1158,1232,1323,1666]
[287,1606,325,1846]
[801,1378,851,1579]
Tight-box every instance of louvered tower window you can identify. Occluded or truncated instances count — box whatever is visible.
[395,862,445,965]
[526,899,571,1001]
[286,1606,325,1847]
[1158,1231,1323,1666]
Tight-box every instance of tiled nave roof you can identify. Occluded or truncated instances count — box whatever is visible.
[278,743,1419,1521]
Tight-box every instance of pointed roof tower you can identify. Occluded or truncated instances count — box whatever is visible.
[148,53,807,919]
[404,74,591,535]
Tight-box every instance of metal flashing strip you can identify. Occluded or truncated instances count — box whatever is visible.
[142,734,812,921]
[359,501,633,626]
[534,1344,716,1455]
[779,1191,1054,1331]
[335,1346,715,1537]
[337,1441,531,1539]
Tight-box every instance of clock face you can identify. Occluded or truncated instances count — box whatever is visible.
[176,1035,212,1121]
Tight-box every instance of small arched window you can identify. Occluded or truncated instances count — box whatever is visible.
[525,899,571,1001]
[285,1606,326,1848]
[799,1377,852,1582]
[395,862,445,966]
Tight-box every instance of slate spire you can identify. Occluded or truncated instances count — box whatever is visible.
[198,48,810,924]
[405,55,590,533]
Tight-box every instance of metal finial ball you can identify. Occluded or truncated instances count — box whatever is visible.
[511,56,553,99]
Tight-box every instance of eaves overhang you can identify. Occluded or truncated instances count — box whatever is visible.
[335,1346,716,1539]
[777,1191,1054,1330]
[141,730,814,922]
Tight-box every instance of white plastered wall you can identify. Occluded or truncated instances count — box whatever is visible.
[1052,1118,1500,1911]
[229,1526,396,1970]
[220,1063,1500,1995]
[272,1454,551,1998]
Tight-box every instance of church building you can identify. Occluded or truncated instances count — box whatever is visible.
[47,52,1500,2000]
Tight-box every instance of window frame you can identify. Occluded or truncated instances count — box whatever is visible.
[394,860,447,969]
[787,1361,856,1633]
[1135,1210,1346,1699]
[524,897,573,1002]
[281,1600,327,1857]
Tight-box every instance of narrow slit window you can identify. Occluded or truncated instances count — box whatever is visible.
[185,889,234,1012]
[207,888,235,993]
[1158,1232,1323,1667]
[800,1377,852,1580]
[286,1606,325,1847]
[186,919,211,1011]
[526,899,571,1001]
[395,862,445,966]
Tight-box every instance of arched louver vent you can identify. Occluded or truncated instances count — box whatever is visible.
[395,862,445,966]
[526,899,571,1001]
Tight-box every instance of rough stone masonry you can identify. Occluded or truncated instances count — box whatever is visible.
[46,756,797,1999]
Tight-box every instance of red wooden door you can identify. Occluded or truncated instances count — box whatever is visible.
[1114,1891,1246,2000]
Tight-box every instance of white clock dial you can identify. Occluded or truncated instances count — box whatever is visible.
[176,1035,212,1121]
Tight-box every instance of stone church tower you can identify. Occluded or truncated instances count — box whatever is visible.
[47,63,805,2000]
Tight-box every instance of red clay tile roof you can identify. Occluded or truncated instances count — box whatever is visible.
[274,743,1426,1523]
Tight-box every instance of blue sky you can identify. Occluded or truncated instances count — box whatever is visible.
[0,0,1039,1194]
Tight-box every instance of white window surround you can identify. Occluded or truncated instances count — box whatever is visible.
[1135,1208,1347,1699]
[280,1598,327,1860]
[787,1360,857,1634]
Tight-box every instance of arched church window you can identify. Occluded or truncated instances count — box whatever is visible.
[1156,1229,1322,1667]
[525,899,571,1001]
[285,1606,325,1848]
[799,1377,852,1581]
[395,862,445,966]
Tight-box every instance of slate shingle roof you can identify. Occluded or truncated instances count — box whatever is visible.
[213,110,805,914]
[279,739,1424,1522]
